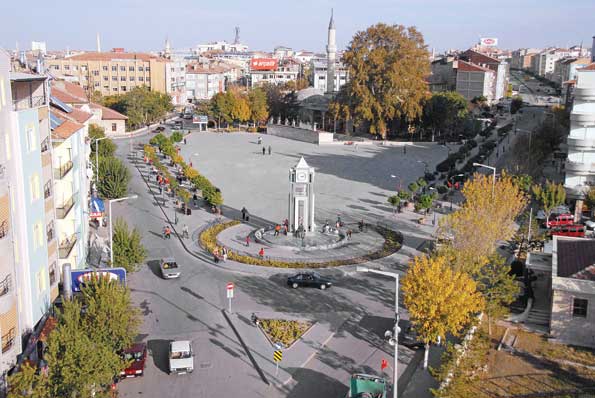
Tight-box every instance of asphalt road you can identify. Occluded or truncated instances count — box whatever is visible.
[111,128,426,398]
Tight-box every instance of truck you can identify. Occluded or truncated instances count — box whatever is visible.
[169,340,194,374]
[347,373,388,398]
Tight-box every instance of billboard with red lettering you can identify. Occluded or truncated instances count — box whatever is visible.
[250,58,278,71]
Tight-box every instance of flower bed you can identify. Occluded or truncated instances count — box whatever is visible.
[198,221,402,268]
[259,319,312,348]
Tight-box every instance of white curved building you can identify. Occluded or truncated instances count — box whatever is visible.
[565,63,595,200]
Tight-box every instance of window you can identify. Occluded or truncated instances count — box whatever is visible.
[30,174,41,201]
[129,66,135,71]
[103,76,108,81]
[113,87,118,92]
[43,179,51,198]
[64,65,70,70]
[73,65,78,71]
[120,66,126,72]
[138,76,144,81]
[120,76,126,81]
[46,221,54,242]
[33,222,43,249]
[112,123,117,132]
[92,70,99,76]
[146,67,150,72]
[112,76,117,81]
[26,124,37,151]
[146,77,150,82]
[81,66,87,71]
[103,65,108,71]
[103,85,109,90]
[121,86,127,92]
[49,262,57,285]
[52,65,60,70]
[129,76,135,81]
[138,66,144,72]
[112,65,117,71]
[573,298,588,317]
[94,82,100,87]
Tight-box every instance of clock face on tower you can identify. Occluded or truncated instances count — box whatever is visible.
[297,172,307,182]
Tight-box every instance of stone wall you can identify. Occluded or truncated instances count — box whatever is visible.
[266,124,334,145]
[550,288,595,348]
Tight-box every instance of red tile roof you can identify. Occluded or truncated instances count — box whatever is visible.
[52,105,93,124]
[580,63,595,71]
[65,52,167,62]
[457,60,494,73]
[89,102,128,120]
[51,81,89,104]
[52,118,83,140]
[461,49,500,65]
[186,64,227,74]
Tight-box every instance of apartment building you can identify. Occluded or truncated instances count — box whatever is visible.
[46,52,170,97]
[249,58,301,87]
[510,48,541,70]
[564,63,595,206]
[553,57,592,85]
[311,58,348,93]
[455,60,496,103]
[460,49,509,101]
[185,64,226,100]
[429,56,458,92]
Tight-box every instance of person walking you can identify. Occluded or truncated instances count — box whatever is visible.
[268,145,272,155]
[347,229,352,240]
[241,207,247,220]
[159,185,163,195]
[174,211,179,225]
[182,224,189,239]
[246,235,251,247]
[274,224,281,237]
[222,247,228,262]
[258,247,265,258]
[183,137,187,145]
[262,146,266,155]
[258,136,262,145]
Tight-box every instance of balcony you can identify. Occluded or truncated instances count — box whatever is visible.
[571,111,595,127]
[54,160,74,180]
[565,160,595,174]
[2,327,16,353]
[58,234,77,259]
[0,275,11,298]
[12,95,47,111]
[567,136,595,149]
[574,87,595,102]
[55,196,75,219]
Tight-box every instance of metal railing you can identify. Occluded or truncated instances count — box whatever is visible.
[47,227,54,243]
[12,95,47,111]
[59,234,77,259]
[0,275,11,297]
[49,262,57,285]
[0,220,8,239]
[2,327,15,353]
[41,137,50,153]
[55,196,75,219]
[54,160,74,179]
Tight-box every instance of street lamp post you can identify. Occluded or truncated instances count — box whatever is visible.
[472,163,496,198]
[108,195,138,266]
[94,137,109,189]
[390,174,402,191]
[417,160,429,174]
[356,266,399,398]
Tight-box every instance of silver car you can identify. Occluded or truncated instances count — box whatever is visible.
[160,257,180,279]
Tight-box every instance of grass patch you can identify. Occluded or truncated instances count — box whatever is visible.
[515,329,595,367]
[259,319,312,348]
[198,221,402,268]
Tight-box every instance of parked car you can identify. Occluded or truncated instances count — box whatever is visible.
[544,213,574,228]
[119,343,147,378]
[399,323,423,349]
[160,257,180,279]
[169,340,194,374]
[548,224,585,238]
[287,272,332,290]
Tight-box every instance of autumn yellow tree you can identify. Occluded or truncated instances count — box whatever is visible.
[439,172,526,274]
[402,255,484,369]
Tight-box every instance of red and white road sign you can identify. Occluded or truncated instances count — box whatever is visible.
[227,282,234,298]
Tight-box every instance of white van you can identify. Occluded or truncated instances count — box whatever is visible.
[169,340,194,374]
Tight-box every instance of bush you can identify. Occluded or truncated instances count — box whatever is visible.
[170,131,184,143]
[437,185,448,194]
[98,157,130,199]
[112,217,146,272]
[259,319,312,347]
[408,182,419,193]
[149,133,168,147]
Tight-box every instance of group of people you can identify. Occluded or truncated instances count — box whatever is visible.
[273,219,290,236]
[257,137,272,156]
[212,246,229,263]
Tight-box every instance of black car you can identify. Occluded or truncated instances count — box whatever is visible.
[287,272,332,290]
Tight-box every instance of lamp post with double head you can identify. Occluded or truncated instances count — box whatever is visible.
[356,266,399,398]
[108,194,138,266]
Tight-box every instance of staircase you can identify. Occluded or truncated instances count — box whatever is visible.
[526,308,550,326]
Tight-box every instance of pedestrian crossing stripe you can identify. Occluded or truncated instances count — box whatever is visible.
[273,350,282,362]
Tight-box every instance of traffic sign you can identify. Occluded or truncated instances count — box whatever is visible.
[226,282,234,299]
[227,282,234,290]
[273,350,283,362]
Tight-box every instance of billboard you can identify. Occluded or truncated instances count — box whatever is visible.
[193,115,208,124]
[480,38,498,47]
[250,58,278,71]
[70,268,127,292]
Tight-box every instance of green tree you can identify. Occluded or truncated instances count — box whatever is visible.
[387,195,400,213]
[103,86,173,130]
[417,193,434,213]
[341,23,429,138]
[89,124,116,158]
[45,300,125,398]
[97,157,130,199]
[585,186,595,218]
[408,181,419,194]
[511,173,533,193]
[402,255,484,369]
[422,91,469,140]
[532,180,566,225]
[112,217,146,272]
[211,92,233,126]
[510,95,524,114]
[475,255,520,335]
[170,131,184,143]
[80,278,140,352]
[7,362,48,398]
[248,87,269,125]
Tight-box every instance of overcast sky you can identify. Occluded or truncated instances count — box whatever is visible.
[1,0,593,53]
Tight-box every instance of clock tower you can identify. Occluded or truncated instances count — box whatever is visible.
[288,157,316,234]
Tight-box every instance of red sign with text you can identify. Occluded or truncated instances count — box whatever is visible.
[250,58,278,71]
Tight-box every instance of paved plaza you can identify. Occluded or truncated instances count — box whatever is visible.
[179,132,449,227]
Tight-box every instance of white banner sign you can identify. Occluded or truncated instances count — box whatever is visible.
[480,38,498,47]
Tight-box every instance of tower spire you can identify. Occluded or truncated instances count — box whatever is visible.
[326,9,337,94]
[329,8,335,29]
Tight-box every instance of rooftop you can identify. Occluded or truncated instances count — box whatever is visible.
[9,72,47,82]
[64,51,167,62]
[89,102,128,120]
[579,63,595,71]
[457,60,494,73]
[51,80,88,103]
[556,237,595,281]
